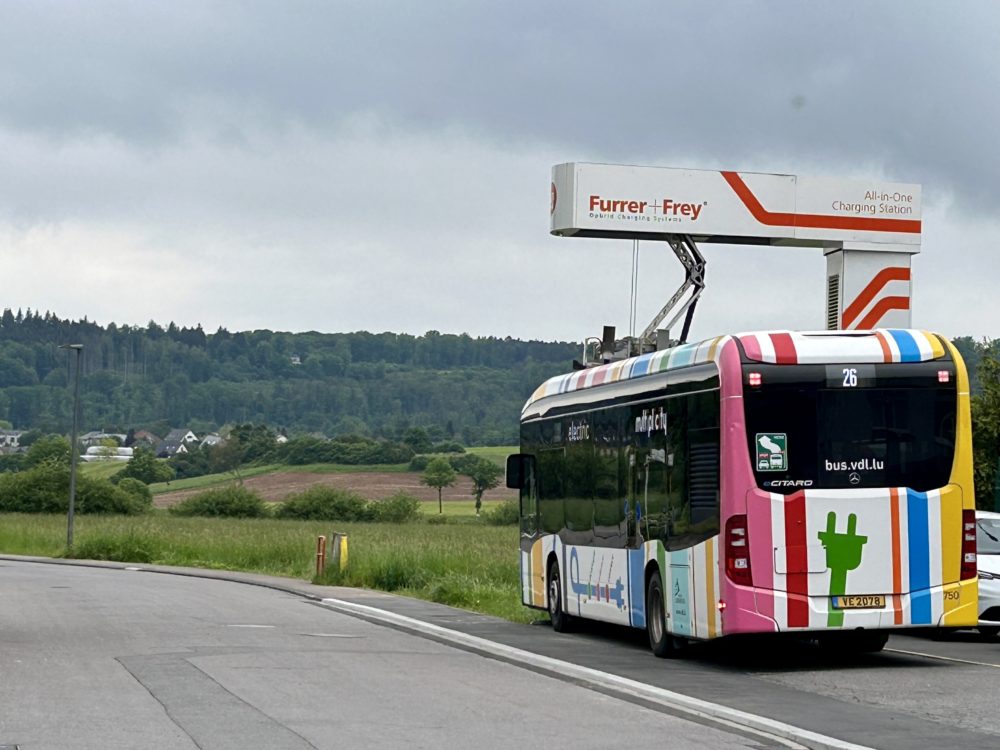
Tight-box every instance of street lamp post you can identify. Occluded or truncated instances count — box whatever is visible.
[61,344,83,551]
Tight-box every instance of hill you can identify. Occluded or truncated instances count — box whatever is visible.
[0,310,579,443]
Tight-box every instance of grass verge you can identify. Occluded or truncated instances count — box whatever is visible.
[0,512,535,624]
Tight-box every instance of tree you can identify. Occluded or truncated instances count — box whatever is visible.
[402,426,433,454]
[463,456,503,516]
[972,343,1000,510]
[228,423,277,463]
[113,446,175,485]
[24,435,71,468]
[97,437,119,459]
[421,457,456,514]
[209,439,245,483]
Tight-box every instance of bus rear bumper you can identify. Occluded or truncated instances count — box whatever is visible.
[721,580,978,634]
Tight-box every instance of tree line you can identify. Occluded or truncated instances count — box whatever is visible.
[0,310,579,444]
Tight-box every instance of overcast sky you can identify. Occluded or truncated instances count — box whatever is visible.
[1,1,998,344]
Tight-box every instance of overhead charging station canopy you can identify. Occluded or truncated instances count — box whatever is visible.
[550,163,922,359]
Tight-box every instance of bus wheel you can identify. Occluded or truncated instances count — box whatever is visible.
[547,560,573,632]
[979,626,1000,640]
[646,572,683,658]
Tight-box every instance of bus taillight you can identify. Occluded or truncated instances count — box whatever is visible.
[961,509,977,580]
[725,515,752,586]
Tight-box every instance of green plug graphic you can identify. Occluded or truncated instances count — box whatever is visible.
[817,511,868,627]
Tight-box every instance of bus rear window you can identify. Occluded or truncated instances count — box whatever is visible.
[743,372,956,494]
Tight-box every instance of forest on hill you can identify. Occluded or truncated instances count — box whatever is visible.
[0,310,579,444]
[1,309,997,448]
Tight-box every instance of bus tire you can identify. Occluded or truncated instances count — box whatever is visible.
[646,572,683,658]
[979,626,999,640]
[547,559,573,633]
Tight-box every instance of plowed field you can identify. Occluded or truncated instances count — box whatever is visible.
[153,471,516,508]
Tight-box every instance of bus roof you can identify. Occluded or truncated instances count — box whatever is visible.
[523,329,949,413]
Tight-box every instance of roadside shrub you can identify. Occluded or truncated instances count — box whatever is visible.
[372,492,421,523]
[0,462,148,515]
[116,477,153,506]
[483,499,519,526]
[71,531,157,563]
[274,486,374,522]
[169,486,269,518]
[77,479,150,515]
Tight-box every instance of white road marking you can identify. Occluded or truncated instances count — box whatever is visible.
[887,647,1000,669]
[225,624,276,628]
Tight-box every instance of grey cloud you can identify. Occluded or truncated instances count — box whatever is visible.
[2,2,998,212]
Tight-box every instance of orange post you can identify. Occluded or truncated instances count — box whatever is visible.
[315,534,327,576]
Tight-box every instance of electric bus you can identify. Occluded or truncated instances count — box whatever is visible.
[506,329,978,656]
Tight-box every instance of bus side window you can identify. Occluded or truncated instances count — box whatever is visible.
[594,409,625,547]
[537,448,566,535]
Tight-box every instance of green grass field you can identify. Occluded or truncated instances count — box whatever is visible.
[79,461,130,481]
[37,450,528,621]
[0,511,533,623]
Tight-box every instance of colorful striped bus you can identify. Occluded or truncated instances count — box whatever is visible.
[506,330,978,656]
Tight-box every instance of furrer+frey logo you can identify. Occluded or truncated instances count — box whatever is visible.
[587,195,707,223]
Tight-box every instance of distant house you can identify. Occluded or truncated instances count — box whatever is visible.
[129,430,162,451]
[0,429,23,453]
[163,428,199,445]
[157,428,199,458]
[200,433,224,449]
[156,439,189,458]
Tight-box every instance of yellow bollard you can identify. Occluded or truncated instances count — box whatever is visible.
[329,532,349,572]
[338,533,348,571]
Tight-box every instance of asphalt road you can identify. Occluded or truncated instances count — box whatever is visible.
[0,560,766,750]
[3,556,999,750]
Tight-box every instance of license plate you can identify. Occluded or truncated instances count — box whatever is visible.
[832,594,886,610]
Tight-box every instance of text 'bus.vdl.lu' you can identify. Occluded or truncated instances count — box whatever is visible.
[506,329,978,656]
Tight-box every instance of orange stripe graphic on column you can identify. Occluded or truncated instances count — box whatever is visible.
[721,172,922,234]
[855,296,911,330]
[841,267,911,328]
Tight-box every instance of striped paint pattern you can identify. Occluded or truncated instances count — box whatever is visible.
[737,329,945,365]
[750,486,976,632]
[524,329,946,415]
[523,336,725,414]
[521,536,722,640]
